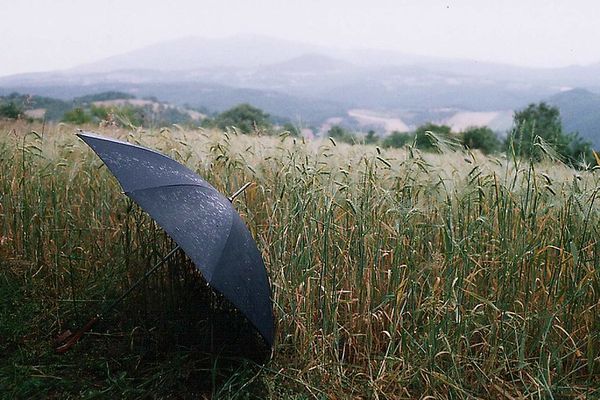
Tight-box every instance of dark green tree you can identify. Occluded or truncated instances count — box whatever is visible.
[461,126,501,154]
[0,101,23,119]
[364,130,379,145]
[508,102,595,165]
[62,107,91,124]
[327,125,356,144]
[508,102,564,159]
[382,131,412,148]
[212,103,272,134]
[414,123,451,150]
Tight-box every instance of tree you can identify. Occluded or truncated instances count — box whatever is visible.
[0,101,23,119]
[461,126,501,154]
[382,131,412,148]
[563,131,596,166]
[281,122,300,137]
[115,105,146,127]
[364,130,379,145]
[62,107,91,124]
[508,102,564,159]
[90,105,110,121]
[508,102,594,165]
[414,123,451,151]
[327,125,356,144]
[212,103,272,134]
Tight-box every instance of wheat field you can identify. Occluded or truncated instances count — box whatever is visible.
[1,120,599,399]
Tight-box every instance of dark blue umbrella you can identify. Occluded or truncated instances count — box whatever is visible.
[75,132,274,348]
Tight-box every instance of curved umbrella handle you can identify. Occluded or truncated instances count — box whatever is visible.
[55,315,100,354]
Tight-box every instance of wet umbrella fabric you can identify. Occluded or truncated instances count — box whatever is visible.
[77,132,274,347]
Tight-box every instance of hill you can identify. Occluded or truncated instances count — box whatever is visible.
[0,92,72,120]
[73,34,320,72]
[0,91,207,126]
[547,88,600,148]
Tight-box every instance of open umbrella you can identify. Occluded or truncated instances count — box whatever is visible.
[60,132,274,350]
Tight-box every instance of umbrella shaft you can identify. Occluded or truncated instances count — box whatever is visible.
[101,245,181,316]
[100,181,248,316]
[228,182,252,202]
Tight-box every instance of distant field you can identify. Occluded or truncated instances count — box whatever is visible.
[347,109,410,132]
[445,110,514,132]
[345,108,513,134]
[91,99,206,121]
[1,121,599,398]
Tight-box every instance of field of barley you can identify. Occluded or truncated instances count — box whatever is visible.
[1,120,599,399]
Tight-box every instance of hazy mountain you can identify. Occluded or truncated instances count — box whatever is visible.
[547,88,600,148]
[5,34,599,89]
[74,35,321,72]
[1,35,599,135]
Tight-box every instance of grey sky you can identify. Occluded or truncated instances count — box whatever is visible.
[2,0,599,77]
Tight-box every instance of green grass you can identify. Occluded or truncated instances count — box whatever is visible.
[1,120,599,398]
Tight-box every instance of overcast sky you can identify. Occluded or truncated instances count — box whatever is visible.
[2,0,599,77]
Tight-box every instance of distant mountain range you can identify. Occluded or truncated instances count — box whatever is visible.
[1,34,599,144]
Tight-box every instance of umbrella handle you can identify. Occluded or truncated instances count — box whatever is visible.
[228,182,252,202]
[55,315,100,354]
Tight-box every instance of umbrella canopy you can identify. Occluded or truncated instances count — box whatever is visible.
[77,132,274,347]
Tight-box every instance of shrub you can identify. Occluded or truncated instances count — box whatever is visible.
[414,123,451,150]
[461,126,501,154]
[212,104,272,134]
[327,125,356,144]
[382,131,412,148]
[62,107,91,124]
[364,130,379,145]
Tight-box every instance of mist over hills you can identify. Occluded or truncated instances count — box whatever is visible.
[74,35,321,72]
[1,34,599,141]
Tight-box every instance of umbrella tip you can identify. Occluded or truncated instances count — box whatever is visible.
[75,131,98,142]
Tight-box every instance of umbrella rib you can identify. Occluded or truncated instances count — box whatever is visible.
[78,132,178,160]
[124,182,216,196]
[125,183,235,283]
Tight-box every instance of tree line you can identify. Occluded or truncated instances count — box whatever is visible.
[327,102,596,167]
[196,102,596,167]
[0,92,200,128]
[1,94,596,167]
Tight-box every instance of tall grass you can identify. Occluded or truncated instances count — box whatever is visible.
[1,120,599,398]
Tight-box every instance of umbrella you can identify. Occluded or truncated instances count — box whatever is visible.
[68,132,274,348]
